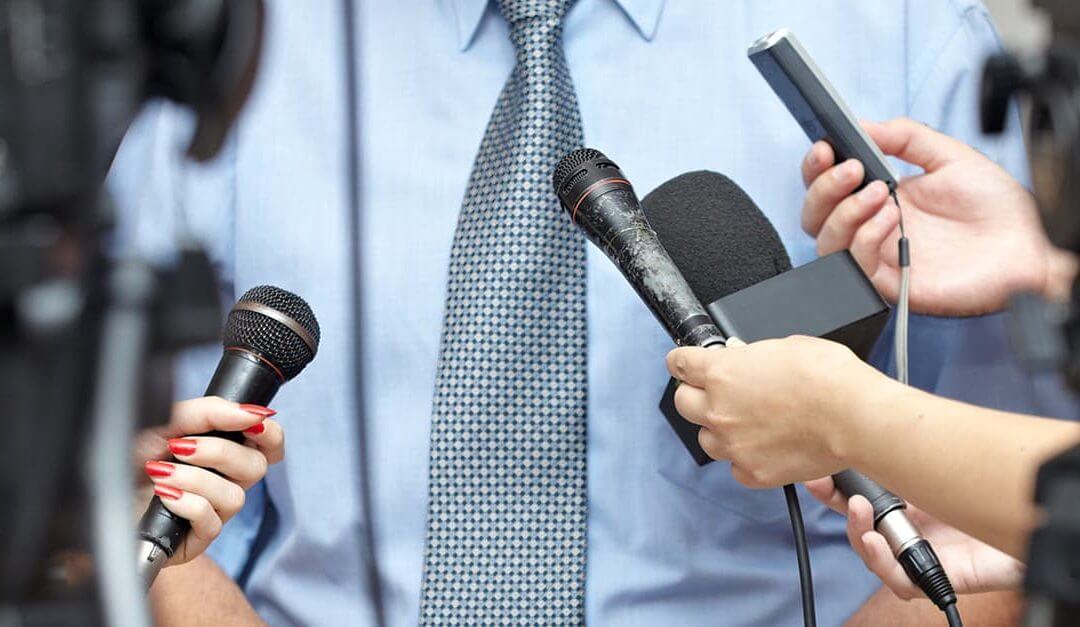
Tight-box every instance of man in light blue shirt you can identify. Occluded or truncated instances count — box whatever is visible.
[111,1,1038,624]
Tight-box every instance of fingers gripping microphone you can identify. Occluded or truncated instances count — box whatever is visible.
[642,171,958,619]
[136,286,320,587]
[552,149,725,348]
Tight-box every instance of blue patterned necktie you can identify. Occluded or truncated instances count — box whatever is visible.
[420,0,586,623]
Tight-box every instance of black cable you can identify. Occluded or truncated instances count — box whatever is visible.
[784,484,817,627]
[340,1,385,625]
[945,602,963,627]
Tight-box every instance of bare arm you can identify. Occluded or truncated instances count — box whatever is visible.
[668,336,1080,559]
[845,375,1080,558]
[846,587,1023,626]
[149,555,264,626]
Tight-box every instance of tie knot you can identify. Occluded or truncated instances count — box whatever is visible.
[496,0,571,26]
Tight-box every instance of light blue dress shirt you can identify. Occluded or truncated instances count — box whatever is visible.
[108,1,1046,625]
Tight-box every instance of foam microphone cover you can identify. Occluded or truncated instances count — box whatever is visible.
[642,171,792,303]
[643,171,890,465]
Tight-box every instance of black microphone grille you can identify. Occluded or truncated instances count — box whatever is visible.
[222,285,320,381]
[552,147,608,192]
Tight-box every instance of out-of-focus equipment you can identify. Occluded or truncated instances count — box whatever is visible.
[0,1,264,625]
[981,2,1080,625]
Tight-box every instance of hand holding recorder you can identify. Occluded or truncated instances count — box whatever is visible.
[802,117,1072,316]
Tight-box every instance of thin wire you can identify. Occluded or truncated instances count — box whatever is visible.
[340,0,386,624]
[895,190,907,239]
[897,264,910,384]
[891,190,910,386]
[784,484,817,627]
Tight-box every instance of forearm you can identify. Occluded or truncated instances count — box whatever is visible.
[149,555,264,626]
[846,586,1023,626]
[839,372,1080,558]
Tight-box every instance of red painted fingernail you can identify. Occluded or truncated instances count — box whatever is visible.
[154,484,183,500]
[244,421,266,435]
[144,461,175,478]
[168,438,198,457]
[239,404,276,417]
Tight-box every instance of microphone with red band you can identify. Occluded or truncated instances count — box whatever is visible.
[551,148,726,349]
[136,285,319,587]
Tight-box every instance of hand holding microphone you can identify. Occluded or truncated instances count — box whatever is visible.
[665,335,874,488]
[558,153,965,622]
[133,397,284,568]
[136,285,319,586]
[806,479,1025,598]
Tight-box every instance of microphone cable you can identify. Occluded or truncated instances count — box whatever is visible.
[340,1,386,625]
[784,484,816,627]
[889,190,962,627]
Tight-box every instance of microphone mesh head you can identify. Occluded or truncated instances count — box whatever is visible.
[552,147,607,191]
[222,285,320,380]
[642,171,792,304]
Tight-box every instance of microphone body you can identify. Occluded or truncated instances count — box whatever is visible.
[137,286,319,587]
[553,149,724,348]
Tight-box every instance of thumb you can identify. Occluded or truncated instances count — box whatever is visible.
[862,118,971,172]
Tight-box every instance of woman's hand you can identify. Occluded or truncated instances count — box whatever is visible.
[806,477,1025,597]
[801,118,1053,316]
[134,396,285,566]
[665,336,891,488]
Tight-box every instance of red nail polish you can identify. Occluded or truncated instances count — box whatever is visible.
[145,461,175,478]
[154,484,183,500]
[239,404,276,417]
[168,438,198,457]
[244,422,266,435]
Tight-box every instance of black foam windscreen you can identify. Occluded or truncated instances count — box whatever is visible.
[222,285,320,380]
[641,171,792,303]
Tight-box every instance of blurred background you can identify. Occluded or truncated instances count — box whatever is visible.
[986,0,1052,52]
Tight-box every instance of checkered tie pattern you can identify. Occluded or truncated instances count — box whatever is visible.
[419,0,586,623]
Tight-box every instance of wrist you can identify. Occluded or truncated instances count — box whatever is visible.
[829,365,909,470]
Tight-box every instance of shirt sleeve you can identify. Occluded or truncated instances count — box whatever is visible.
[107,103,272,579]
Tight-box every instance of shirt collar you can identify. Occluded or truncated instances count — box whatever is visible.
[450,0,666,51]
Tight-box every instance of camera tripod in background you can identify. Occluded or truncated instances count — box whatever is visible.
[983,1,1080,624]
[0,1,262,625]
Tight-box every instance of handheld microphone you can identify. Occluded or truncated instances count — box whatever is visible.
[136,285,319,587]
[552,149,725,349]
[642,171,958,618]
